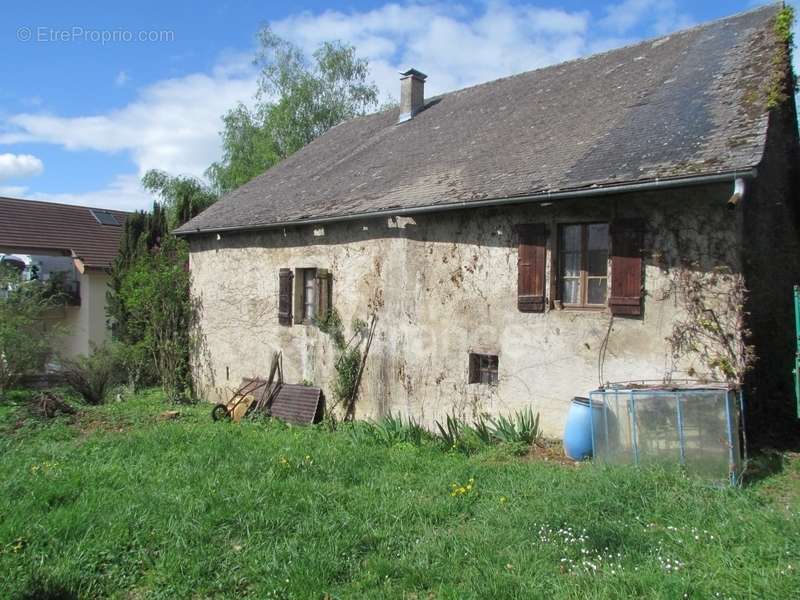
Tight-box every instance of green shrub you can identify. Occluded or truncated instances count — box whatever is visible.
[0,265,62,395]
[374,413,433,446]
[61,343,124,405]
[472,413,494,444]
[433,408,542,453]
[489,407,541,445]
[317,309,365,411]
[435,414,464,449]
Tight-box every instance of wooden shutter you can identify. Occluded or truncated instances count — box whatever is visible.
[278,268,293,326]
[517,223,548,312]
[316,269,332,319]
[609,219,644,316]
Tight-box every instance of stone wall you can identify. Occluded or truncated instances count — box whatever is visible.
[741,91,800,445]
[188,182,745,437]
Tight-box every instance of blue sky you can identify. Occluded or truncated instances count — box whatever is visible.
[0,0,793,210]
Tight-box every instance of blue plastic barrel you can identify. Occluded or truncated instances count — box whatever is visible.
[563,397,600,460]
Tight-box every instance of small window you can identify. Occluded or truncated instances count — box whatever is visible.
[559,223,609,308]
[469,353,499,385]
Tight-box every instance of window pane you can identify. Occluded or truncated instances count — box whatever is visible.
[303,269,316,320]
[587,249,608,276]
[561,224,581,252]
[304,300,316,320]
[562,277,580,304]
[562,251,580,277]
[587,277,607,304]
[587,224,608,250]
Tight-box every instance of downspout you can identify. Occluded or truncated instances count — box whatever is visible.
[727,177,747,209]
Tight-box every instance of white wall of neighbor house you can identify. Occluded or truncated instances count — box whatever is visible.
[188,183,741,437]
[55,269,112,359]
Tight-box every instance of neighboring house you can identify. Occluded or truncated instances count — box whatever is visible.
[175,5,800,441]
[0,197,129,360]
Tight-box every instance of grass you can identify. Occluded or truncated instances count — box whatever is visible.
[0,390,798,599]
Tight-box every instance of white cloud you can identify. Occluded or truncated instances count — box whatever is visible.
[0,0,730,211]
[600,0,694,36]
[271,2,591,99]
[24,174,150,212]
[0,185,29,197]
[0,52,257,180]
[0,153,43,180]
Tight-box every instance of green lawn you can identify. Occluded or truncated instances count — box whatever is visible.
[1,391,798,599]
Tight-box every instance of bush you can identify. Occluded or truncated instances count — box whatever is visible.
[434,408,542,453]
[488,407,541,445]
[0,265,62,396]
[61,343,124,405]
[114,341,155,392]
[117,236,194,402]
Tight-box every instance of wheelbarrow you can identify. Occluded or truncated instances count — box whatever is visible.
[211,378,268,422]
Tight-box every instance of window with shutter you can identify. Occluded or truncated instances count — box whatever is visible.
[517,223,547,312]
[558,223,609,308]
[278,268,293,326]
[291,267,332,325]
[609,219,644,316]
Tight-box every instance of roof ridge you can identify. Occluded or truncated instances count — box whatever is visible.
[310,3,781,131]
[384,2,782,110]
[0,195,133,215]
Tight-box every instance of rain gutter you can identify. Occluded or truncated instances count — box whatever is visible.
[175,168,757,237]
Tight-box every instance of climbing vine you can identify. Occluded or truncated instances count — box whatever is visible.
[317,309,370,413]
[665,266,755,383]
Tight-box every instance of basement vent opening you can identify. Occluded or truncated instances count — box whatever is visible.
[90,209,120,226]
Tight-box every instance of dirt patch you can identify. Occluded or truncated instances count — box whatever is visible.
[524,438,581,467]
[75,416,132,438]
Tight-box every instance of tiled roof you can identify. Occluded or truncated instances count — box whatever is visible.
[0,197,130,268]
[176,4,784,235]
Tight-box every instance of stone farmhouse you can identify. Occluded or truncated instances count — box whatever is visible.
[176,5,799,440]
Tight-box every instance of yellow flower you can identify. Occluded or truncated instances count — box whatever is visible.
[500,496,508,504]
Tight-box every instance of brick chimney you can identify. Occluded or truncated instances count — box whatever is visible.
[398,68,427,123]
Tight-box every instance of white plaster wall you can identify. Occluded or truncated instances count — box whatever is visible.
[53,269,112,359]
[188,185,741,437]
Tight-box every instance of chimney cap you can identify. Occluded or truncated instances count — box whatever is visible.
[399,68,427,80]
